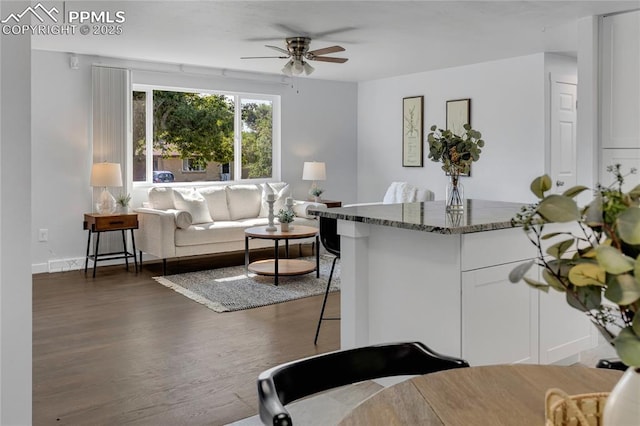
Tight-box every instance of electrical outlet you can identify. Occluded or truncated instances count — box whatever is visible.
[38,229,48,242]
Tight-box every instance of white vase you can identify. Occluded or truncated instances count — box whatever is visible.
[603,367,640,425]
[280,222,290,232]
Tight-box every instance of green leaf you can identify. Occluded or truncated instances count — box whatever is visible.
[541,232,571,240]
[508,260,534,283]
[562,185,589,199]
[613,327,640,367]
[628,184,640,200]
[604,274,640,306]
[617,207,640,244]
[568,263,606,286]
[537,195,580,223]
[530,175,552,199]
[595,245,635,274]
[546,239,574,259]
[542,269,566,292]
[566,286,602,311]
[523,277,549,292]
[633,314,640,336]
[584,195,604,227]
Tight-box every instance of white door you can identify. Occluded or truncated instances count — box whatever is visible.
[550,75,578,191]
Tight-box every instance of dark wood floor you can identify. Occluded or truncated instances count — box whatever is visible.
[33,250,340,425]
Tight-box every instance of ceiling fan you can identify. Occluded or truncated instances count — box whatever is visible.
[241,37,348,76]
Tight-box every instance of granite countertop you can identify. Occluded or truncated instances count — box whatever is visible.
[310,199,528,234]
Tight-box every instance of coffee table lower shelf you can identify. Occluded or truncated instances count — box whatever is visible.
[248,259,316,277]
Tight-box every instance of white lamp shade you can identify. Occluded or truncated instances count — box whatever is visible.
[90,162,123,187]
[302,162,326,181]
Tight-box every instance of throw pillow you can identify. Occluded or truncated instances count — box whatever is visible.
[259,183,291,217]
[225,185,262,220]
[172,189,213,224]
[199,186,231,221]
[166,209,193,229]
[148,187,175,210]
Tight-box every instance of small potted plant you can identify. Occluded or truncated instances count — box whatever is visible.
[276,208,295,231]
[116,193,131,213]
[309,187,324,203]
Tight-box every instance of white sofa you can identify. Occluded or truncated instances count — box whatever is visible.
[134,182,324,272]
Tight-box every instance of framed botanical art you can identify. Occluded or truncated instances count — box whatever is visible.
[446,98,471,136]
[446,98,472,176]
[402,96,424,167]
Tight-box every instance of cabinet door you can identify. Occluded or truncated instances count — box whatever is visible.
[539,287,597,364]
[601,11,640,148]
[462,263,538,366]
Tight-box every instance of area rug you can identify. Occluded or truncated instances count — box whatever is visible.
[153,255,340,312]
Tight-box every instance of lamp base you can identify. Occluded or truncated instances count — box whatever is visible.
[96,188,117,214]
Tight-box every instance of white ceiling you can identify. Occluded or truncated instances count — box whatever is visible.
[32,1,640,82]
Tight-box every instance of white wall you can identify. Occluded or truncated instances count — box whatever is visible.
[357,54,547,204]
[1,1,32,423]
[31,51,357,272]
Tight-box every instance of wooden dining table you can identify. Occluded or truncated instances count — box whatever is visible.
[338,365,623,425]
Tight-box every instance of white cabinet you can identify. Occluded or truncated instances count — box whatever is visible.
[601,10,640,149]
[539,288,596,364]
[462,263,539,366]
[460,228,596,367]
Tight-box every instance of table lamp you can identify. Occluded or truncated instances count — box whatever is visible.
[302,161,326,199]
[91,162,123,214]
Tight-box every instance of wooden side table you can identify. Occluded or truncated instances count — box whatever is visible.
[83,213,139,277]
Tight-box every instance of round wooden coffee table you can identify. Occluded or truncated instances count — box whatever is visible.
[244,225,319,286]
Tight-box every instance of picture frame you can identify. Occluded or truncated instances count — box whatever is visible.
[402,96,424,167]
[446,98,471,176]
[446,98,471,136]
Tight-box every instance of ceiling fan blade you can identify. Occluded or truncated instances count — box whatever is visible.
[307,45,345,56]
[241,56,289,60]
[308,56,348,63]
[311,26,357,39]
[265,45,290,55]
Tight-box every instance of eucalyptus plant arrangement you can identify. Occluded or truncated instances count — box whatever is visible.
[427,124,485,176]
[509,165,640,367]
[276,208,295,224]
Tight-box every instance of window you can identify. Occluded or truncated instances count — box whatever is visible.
[182,158,205,172]
[132,86,278,184]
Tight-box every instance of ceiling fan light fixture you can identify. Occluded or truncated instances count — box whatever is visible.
[303,61,315,75]
[292,59,304,75]
[282,60,294,76]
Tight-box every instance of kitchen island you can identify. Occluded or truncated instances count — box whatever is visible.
[313,200,596,366]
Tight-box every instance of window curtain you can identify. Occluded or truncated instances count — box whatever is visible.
[92,65,131,253]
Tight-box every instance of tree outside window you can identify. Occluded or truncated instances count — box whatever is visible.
[132,88,276,183]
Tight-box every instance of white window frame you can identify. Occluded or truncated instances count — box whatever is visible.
[132,84,281,186]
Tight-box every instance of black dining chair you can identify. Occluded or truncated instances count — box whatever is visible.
[314,216,340,345]
[257,341,469,426]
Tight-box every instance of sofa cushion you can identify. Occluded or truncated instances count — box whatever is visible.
[259,183,291,218]
[225,185,262,220]
[175,220,264,246]
[148,187,175,210]
[198,186,231,221]
[173,189,213,224]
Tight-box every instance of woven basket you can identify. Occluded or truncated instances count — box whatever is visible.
[545,388,610,426]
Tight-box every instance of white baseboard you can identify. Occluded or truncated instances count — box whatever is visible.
[47,257,85,273]
[33,256,137,274]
